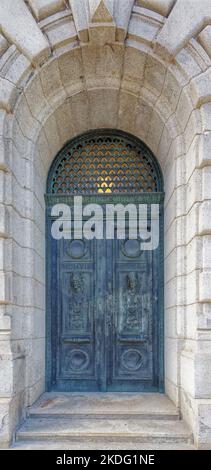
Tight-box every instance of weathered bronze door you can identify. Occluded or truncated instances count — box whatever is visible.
[46,131,164,392]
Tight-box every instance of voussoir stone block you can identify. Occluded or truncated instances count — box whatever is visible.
[0,78,21,113]
[44,18,77,51]
[39,58,66,102]
[190,68,211,108]
[0,0,50,66]
[128,13,160,46]
[155,0,211,60]
[199,201,211,235]
[202,235,211,271]
[0,137,9,172]
[198,132,211,168]
[144,55,167,96]
[69,0,89,42]
[24,74,49,121]
[136,0,175,17]
[114,0,134,41]
[198,25,211,58]
[89,23,116,45]
[3,54,32,90]
[199,272,211,303]
[27,0,66,21]
[201,103,211,132]
[53,100,75,145]
[57,46,84,95]
[0,34,9,56]
[0,272,11,304]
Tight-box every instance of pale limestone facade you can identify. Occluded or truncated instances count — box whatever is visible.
[0,0,211,449]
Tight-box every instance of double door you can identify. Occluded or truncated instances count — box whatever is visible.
[48,213,162,392]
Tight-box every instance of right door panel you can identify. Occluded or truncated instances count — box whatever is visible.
[106,236,160,391]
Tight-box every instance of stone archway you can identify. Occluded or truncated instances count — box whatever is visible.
[0,0,211,449]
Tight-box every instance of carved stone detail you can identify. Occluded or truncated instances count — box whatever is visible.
[70,0,134,44]
[89,0,114,23]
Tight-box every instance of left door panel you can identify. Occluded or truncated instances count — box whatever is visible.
[49,235,106,391]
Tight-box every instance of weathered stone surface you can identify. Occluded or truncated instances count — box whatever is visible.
[199,201,211,235]
[27,0,66,21]
[190,68,211,108]
[39,58,66,101]
[198,25,211,59]
[24,74,49,121]
[16,414,192,443]
[197,403,211,449]
[3,54,32,90]
[136,0,175,17]
[155,0,211,59]
[82,43,123,90]
[69,0,89,42]
[57,46,84,95]
[88,88,119,128]
[71,0,134,44]
[0,399,12,448]
[12,440,195,449]
[13,391,194,448]
[114,0,134,41]
[144,55,166,96]
[53,100,75,145]
[89,23,116,45]
[0,0,50,66]
[44,19,77,50]
[0,34,9,56]
[199,272,211,303]
[30,392,179,417]
[128,13,160,46]
[198,132,211,168]
[121,42,146,94]
[89,0,114,23]
[0,78,21,113]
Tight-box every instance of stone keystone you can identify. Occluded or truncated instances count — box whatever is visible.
[89,0,114,23]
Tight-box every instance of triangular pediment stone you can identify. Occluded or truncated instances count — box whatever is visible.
[90,0,114,23]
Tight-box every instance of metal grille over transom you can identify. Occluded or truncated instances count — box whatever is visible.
[47,131,162,194]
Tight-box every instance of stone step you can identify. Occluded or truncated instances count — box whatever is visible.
[16,417,192,444]
[13,439,195,450]
[28,392,180,420]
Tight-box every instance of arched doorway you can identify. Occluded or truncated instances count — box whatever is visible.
[45,130,164,392]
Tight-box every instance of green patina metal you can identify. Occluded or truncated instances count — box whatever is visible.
[45,130,164,392]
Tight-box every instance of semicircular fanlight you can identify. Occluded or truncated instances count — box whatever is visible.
[47,130,163,194]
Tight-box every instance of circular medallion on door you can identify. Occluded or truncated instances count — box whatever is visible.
[66,349,89,372]
[121,349,143,371]
[121,239,141,258]
[67,240,87,259]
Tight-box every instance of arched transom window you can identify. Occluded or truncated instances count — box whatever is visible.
[47,131,163,194]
